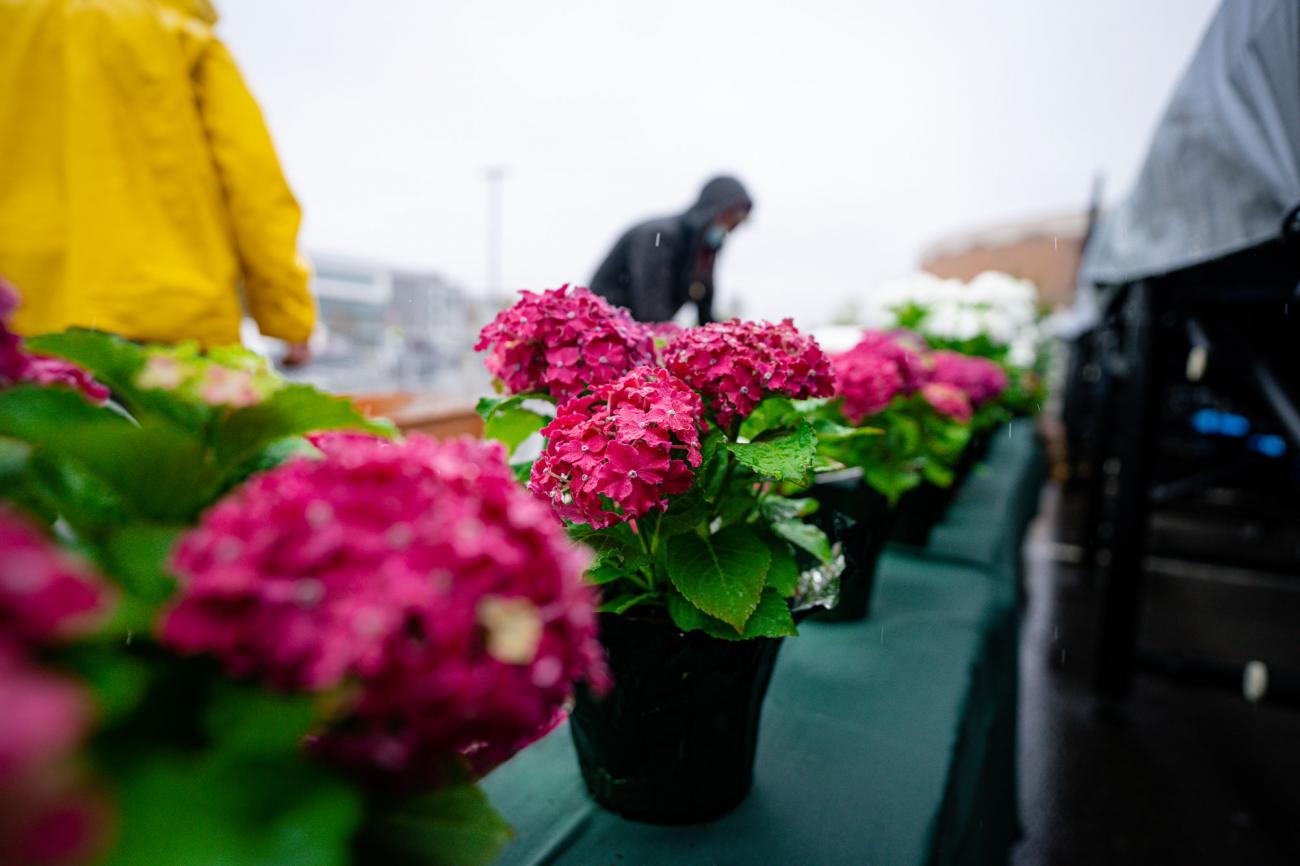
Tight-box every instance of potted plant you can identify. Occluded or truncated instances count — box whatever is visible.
[476,288,840,823]
[0,280,605,866]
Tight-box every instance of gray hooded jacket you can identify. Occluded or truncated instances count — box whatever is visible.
[590,176,752,324]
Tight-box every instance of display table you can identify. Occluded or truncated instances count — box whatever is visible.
[481,421,1043,866]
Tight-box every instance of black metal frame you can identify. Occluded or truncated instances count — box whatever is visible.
[1081,236,1300,699]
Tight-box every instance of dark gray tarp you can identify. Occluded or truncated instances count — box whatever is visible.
[1082,0,1300,287]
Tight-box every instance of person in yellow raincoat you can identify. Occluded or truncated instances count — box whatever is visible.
[0,0,315,360]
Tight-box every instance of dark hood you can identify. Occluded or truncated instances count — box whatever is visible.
[683,176,753,229]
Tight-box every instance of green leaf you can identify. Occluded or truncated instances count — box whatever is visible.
[358,782,513,866]
[0,387,221,522]
[772,518,833,564]
[665,524,769,632]
[737,397,797,439]
[727,421,817,482]
[60,646,152,726]
[922,460,956,488]
[864,461,922,504]
[667,588,797,640]
[26,329,213,430]
[652,488,711,538]
[204,683,319,758]
[598,590,657,614]
[762,534,800,597]
[759,494,818,523]
[104,750,362,866]
[571,523,647,574]
[476,395,549,456]
[211,385,387,472]
[100,522,185,604]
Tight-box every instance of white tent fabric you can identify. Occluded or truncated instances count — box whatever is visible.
[1083,0,1300,287]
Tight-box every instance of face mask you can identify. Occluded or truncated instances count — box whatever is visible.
[703,225,727,249]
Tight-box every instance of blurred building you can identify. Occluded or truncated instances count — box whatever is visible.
[260,252,489,396]
[920,211,1088,310]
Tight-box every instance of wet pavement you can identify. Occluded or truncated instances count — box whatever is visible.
[1011,485,1300,866]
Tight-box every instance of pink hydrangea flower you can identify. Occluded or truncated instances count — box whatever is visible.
[530,367,703,529]
[0,640,106,866]
[0,643,91,785]
[832,345,905,424]
[850,330,932,394]
[927,350,1009,406]
[0,509,109,645]
[662,318,835,429]
[0,280,109,406]
[921,382,973,423]
[163,433,606,779]
[475,285,655,402]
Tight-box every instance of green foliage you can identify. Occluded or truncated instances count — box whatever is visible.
[761,533,800,597]
[726,420,818,482]
[357,782,513,866]
[666,587,797,640]
[771,518,834,565]
[211,385,390,470]
[476,395,551,457]
[103,749,363,866]
[665,524,770,633]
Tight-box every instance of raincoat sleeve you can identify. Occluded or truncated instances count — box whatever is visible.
[194,38,315,343]
[624,226,679,323]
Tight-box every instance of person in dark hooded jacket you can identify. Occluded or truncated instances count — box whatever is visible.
[590,176,752,325]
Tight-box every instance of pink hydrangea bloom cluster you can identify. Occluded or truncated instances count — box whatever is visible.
[662,318,835,429]
[831,344,905,424]
[530,367,703,529]
[475,285,655,402]
[0,508,109,865]
[921,382,973,423]
[926,350,1009,406]
[0,279,109,405]
[163,432,607,779]
[0,511,109,644]
[850,330,932,394]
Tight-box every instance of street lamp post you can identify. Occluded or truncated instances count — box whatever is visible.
[483,166,507,298]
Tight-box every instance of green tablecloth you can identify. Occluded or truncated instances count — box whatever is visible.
[481,420,1043,866]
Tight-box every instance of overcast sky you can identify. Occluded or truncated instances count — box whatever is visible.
[219,0,1219,326]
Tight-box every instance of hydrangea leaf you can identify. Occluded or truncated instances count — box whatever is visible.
[476,395,549,456]
[104,750,362,866]
[772,518,834,565]
[205,683,320,758]
[27,329,213,430]
[726,421,817,482]
[737,396,797,439]
[762,534,800,597]
[357,781,513,866]
[211,385,390,472]
[666,524,769,632]
[667,587,797,640]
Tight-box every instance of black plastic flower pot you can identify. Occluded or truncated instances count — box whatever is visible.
[569,613,785,824]
[889,481,949,546]
[813,482,893,622]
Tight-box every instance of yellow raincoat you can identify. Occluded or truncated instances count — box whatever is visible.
[0,0,315,347]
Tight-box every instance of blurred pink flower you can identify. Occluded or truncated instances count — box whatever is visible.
[0,509,109,645]
[832,344,905,424]
[927,350,1009,406]
[0,279,108,406]
[163,432,606,780]
[921,382,973,423]
[850,330,931,393]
